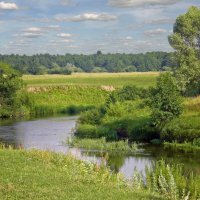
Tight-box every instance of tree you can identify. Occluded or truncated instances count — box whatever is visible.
[0,62,23,118]
[169,6,200,95]
[149,73,183,127]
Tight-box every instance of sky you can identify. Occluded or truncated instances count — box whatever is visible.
[0,0,199,55]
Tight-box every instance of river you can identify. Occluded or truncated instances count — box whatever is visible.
[0,115,199,178]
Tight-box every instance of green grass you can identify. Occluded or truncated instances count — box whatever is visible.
[25,72,157,116]
[67,137,138,153]
[161,96,200,142]
[23,72,158,87]
[28,85,110,116]
[164,141,200,151]
[0,148,163,200]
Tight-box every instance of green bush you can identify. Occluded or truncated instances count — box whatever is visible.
[106,85,149,105]
[78,108,104,125]
[149,72,183,127]
[76,124,99,138]
[161,115,200,142]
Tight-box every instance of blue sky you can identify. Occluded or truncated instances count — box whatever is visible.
[0,0,199,55]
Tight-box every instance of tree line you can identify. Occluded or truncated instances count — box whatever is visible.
[0,51,175,75]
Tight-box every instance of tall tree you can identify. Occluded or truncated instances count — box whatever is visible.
[169,6,200,95]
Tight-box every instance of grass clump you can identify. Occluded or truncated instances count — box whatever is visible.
[67,137,138,153]
[145,160,200,200]
[164,139,200,151]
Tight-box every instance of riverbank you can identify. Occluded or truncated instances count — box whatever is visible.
[1,147,200,200]
[0,148,163,200]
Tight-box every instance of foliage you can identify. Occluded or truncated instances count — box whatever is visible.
[145,160,200,200]
[67,137,138,153]
[0,51,175,74]
[0,62,26,118]
[169,6,200,95]
[148,73,183,127]
[77,99,154,141]
[106,85,149,105]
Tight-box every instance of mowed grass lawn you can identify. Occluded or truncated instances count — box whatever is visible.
[0,149,163,200]
[23,72,159,88]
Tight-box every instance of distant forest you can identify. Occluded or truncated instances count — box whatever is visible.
[0,51,176,75]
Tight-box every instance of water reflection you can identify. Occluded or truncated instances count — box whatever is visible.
[0,116,200,179]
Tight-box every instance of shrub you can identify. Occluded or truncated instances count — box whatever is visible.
[161,115,200,142]
[76,124,99,138]
[78,108,104,125]
[106,85,149,105]
[149,72,183,127]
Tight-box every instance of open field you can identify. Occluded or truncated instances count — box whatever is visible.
[23,72,159,88]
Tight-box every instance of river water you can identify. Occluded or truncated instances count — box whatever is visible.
[0,115,199,178]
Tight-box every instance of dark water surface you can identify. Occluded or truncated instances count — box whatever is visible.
[0,116,200,178]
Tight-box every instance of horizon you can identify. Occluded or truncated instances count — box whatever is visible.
[0,0,199,55]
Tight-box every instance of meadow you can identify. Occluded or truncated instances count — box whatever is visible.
[23,72,158,87]
[25,72,158,116]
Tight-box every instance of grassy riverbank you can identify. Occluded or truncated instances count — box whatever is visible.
[1,148,199,200]
[0,148,162,200]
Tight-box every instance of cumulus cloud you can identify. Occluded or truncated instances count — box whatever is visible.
[0,1,18,10]
[108,0,180,8]
[144,28,167,36]
[55,13,117,22]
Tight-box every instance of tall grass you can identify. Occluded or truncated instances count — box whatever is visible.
[67,137,138,153]
[28,85,109,116]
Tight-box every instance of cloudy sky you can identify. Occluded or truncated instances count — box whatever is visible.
[0,0,199,55]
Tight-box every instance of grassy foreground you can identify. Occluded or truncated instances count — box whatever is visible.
[0,148,162,200]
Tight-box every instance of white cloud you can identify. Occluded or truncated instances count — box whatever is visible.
[55,13,117,22]
[144,28,167,36]
[25,27,42,32]
[57,33,72,38]
[21,32,43,38]
[0,1,18,10]
[125,36,133,40]
[108,0,180,8]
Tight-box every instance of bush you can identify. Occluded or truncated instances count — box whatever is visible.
[161,115,200,142]
[76,124,99,138]
[106,85,149,105]
[78,108,104,125]
[149,72,183,127]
